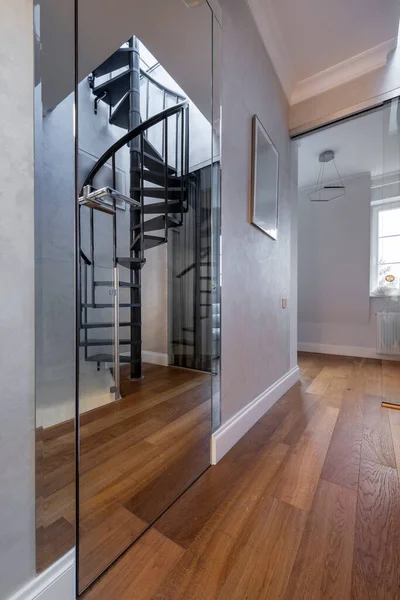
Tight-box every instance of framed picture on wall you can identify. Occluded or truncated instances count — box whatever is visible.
[250,115,279,240]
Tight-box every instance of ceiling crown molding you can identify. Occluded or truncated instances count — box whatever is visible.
[245,0,296,100]
[291,37,398,105]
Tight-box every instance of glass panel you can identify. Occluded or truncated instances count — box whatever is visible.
[380,97,400,405]
[379,207,400,237]
[77,0,214,592]
[379,235,400,263]
[296,99,400,409]
[78,264,119,590]
[34,0,76,575]
[211,14,222,431]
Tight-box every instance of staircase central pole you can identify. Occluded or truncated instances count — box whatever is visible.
[129,36,142,379]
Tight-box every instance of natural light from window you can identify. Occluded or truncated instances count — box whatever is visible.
[370,200,400,296]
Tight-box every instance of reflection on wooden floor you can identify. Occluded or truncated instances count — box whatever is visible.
[83,353,400,600]
[36,363,211,585]
[36,418,75,573]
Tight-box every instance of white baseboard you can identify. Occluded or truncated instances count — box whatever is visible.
[6,550,75,600]
[298,342,400,361]
[119,351,169,367]
[211,366,300,464]
[142,351,169,366]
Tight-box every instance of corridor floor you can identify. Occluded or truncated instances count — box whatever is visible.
[83,353,400,599]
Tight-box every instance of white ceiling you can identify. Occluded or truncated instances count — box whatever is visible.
[247,0,400,103]
[272,0,400,81]
[40,0,213,118]
[297,105,400,189]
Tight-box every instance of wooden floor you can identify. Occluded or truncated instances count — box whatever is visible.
[36,363,211,591]
[83,353,400,600]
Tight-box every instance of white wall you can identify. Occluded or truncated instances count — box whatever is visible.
[298,172,400,357]
[219,0,298,425]
[0,0,36,598]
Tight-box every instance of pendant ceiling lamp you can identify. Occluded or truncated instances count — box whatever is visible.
[308,150,345,202]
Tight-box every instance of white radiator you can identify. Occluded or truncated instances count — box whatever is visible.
[377,312,400,355]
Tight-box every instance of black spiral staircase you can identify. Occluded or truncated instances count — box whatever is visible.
[78,38,190,383]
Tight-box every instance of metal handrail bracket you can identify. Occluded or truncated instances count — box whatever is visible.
[79,186,141,213]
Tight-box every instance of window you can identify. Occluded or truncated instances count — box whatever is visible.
[370,199,400,296]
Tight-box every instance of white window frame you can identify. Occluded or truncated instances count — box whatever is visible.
[370,197,400,297]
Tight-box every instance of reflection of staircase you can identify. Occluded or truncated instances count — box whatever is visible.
[78,38,190,382]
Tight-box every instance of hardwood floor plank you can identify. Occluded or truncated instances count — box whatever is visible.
[79,506,148,591]
[351,460,400,600]
[154,422,277,548]
[76,476,143,535]
[323,376,349,409]
[218,497,307,600]
[388,409,400,471]
[285,479,357,600]
[79,418,165,476]
[270,404,339,510]
[382,360,400,406]
[321,389,363,490]
[361,394,397,469]
[152,495,306,600]
[36,517,75,574]
[362,359,382,396]
[83,529,184,600]
[306,366,337,395]
[124,436,210,525]
[78,353,400,600]
[145,401,210,448]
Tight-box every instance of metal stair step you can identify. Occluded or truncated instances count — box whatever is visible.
[143,137,165,162]
[172,340,195,347]
[143,201,182,214]
[141,169,182,188]
[80,339,139,347]
[109,92,129,129]
[93,70,130,107]
[95,281,140,289]
[131,234,166,251]
[93,48,134,78]
[85,353,135,364]
[117,257,146,270]
[132,215,180,233]
[143,152,176,175]
[81,322,139,329]
[82,303,141,308]
[133,186,183,200]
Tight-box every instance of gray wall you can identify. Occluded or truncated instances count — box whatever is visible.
[0,0,36,598]
[219,0,297,423]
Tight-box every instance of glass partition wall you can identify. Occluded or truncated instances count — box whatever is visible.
[34,0,76,575]
[34,0,221,593]
[76,0,220,593]
[296,97,400,412]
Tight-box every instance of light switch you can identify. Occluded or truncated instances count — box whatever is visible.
[282,298,287,309]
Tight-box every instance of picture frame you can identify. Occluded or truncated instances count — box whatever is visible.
[250,115,279,240]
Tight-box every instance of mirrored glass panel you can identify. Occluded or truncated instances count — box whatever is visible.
[211,13,222,431]
[296,98,400,414]
[34,0,76,574]
[76,1,216,592]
